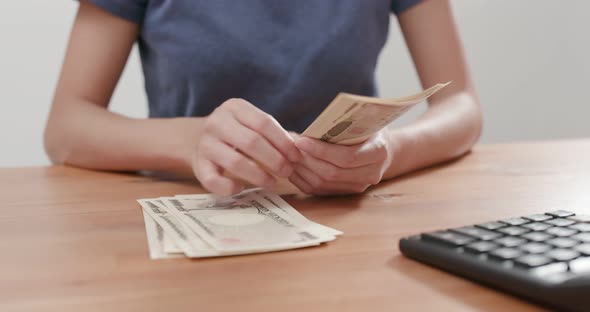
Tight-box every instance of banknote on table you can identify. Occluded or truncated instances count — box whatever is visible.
[302,82,451,145]
[141,209,183,259]
[138,190,341,259]
[175,191,339,243]
[138,199,220,258]
[251,191,343,237]
[162,192,333,253]
[163,235,182,254]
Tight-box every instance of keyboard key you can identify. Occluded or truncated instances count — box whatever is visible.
[545,227,578,237]
[520,242,552,254]
[545,218,576,227]
[547,237,579,249]
[489,247,524,260]
[500,217,530,226]
[514,254,552,268]
[540,271,576,284]
[423,231,475,246]
[498,226,530,236]
[523,214,553,222]
[451,226,502,241]
[568,214,590,222]
[522,222,553,232]
[465,241,499,253]
[574,243,590,255]
[476,221,506,230]
[546,210,575,218]
[569,223,590,232]
[568,257,590,274]
[571,232,590,243]
[521,232,553,242]
[495,236,527,247]
[545,249,580,262]
[531,262,568,278]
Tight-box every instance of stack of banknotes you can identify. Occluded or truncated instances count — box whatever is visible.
[138,82,450,259]
[139,190,342,259]
[302,81,450,145]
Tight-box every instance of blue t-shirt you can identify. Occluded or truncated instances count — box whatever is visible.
[87,0,422,132]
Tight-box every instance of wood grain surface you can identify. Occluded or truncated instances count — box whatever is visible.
[2,140,589,312]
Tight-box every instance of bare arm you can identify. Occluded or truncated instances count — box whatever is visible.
[45,0,196,173]
[384,0,482,178]
[45,1,300,195]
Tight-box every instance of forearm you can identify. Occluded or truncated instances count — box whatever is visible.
[383,90,482,179]
[44,97,202,174]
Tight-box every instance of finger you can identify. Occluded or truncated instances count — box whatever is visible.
[193,158,244,195]
[298,151,384,185]
[203,138,277,188]
[295,172,368,196]
[288,172,313,194]
[295,165,369,195]
[214,118,293,177]
[287,131,300,142]
[295,137,386,168]
[291,170,367,196]
[228,99,302,162]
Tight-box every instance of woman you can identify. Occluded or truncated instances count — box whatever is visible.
[45,0,482,195]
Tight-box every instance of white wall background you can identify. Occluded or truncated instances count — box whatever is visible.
[1,1,589,167]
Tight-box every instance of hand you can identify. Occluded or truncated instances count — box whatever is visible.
[191,98,302,195]
[289,132,395,195]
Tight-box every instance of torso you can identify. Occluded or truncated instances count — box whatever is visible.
[138,0,392,132]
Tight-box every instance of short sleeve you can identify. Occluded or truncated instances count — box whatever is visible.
[391,0,423,15]
[83,0,147,24]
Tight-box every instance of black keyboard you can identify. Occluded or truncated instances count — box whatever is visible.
[399,210,590,312]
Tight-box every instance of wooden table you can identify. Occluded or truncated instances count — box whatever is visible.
[2,140,589,312]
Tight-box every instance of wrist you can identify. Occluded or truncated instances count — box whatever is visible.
[383,127,409,179]
[173,117,206,172]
